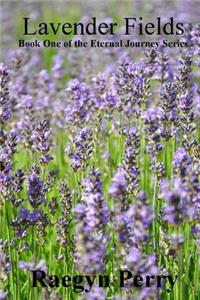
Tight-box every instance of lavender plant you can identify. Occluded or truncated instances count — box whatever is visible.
[0,2,200,300]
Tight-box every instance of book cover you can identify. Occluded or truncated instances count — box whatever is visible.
[0,1,199,299]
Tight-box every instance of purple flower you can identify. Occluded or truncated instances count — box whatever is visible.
[114,57,150,116]
[179,94,193,112]
[80,287,106,300]
[13,169,25,193]
[19,259,47,273]
[52,53,65,79]
[174,147,188,164]
[173,147,192,177]
[0,290,7,300]
[127,247,142,264]
[28,173,45,208]
[56,183,72,246]
[75,203,85,218]
[0,240,10,286]
[144,107,164,155]
[66,127,94,170]
[192,224,200,252]
[81,168,110,231]
[0,63,11,124]
[123,128,140,195]
[19,260,34,271]
[20,206,41,223]
[29,210,41,222]
[161,178,193,225]
[65,79,97,125]
[92,72,107,94]
[109,167,127,196]
[20,206,29,220]
[40,154,53,164]
[74,204,108,273]
[31,120,53,164]
[74,169,109,273]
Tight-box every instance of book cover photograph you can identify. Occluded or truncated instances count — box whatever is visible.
[0,0,199,299]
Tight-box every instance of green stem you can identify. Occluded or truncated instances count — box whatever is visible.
[152,166,158,255]
[4,200,15,299]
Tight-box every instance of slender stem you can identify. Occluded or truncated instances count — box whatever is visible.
[152,161,158,254]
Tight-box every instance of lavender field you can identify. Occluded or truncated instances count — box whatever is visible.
[0,1,200,299]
